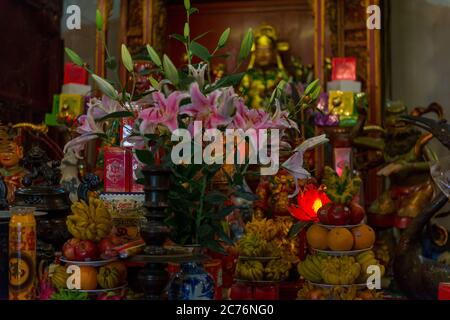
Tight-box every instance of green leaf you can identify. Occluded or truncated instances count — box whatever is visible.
[189,7,198,15]
[146,45,162,67]
[238,28,254,66]
[149,76,159,88]
[217,28,231,49]
[204,191,228,204]
[192,31,211,42]
[170,33,187,43]
[65,48,84,66]
[184,0,190,10]
[92,74,118,100]
[205,73,245,92]
[98,111,134,122]
[287,221,311,239]
[184,23,190,38]
[96,9,103,31]
[198,224,213,239]
[121,44,134,72]
[190,41,211,61]
[135,149,154,166]
[269,80,287,104]
[203,239,226,254]
[233,190,258,201]
[304,79,320,96]
[217,205,236,218]
[163,54,179,85]
[106,56,117,70]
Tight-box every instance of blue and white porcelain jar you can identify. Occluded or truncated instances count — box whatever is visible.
[168,262,215,300]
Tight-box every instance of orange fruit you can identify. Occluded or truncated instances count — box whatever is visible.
[327,227,354,251]
[351,224,376,250]
[306,224,329,250]
[79,266,98,290]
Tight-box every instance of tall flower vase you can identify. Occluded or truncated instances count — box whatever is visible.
[168,262,215,300]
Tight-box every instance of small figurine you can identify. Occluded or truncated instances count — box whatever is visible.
[0,125,28,203]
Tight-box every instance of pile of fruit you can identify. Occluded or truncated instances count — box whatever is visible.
[240,216,299,263]
[297,282,383,300]
[306,224,376,252]
[297,251,385,285]
[64,196,122,261]
[234,216,299,282]
[49,261,128,291]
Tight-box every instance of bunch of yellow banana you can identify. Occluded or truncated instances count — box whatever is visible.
[238,233,267,257]
[264,259,291,281]
[321,256,361,285]
[356,250,385,281]
[297,255,324,283]
[374,244,390,265]
[235,260,264,281]
[66,198,113,241]
[245,217,279,241]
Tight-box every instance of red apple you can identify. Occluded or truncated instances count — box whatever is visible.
[74,239,99,261]
[98,238,115,254]
[327,203,351,225]
[62,238,80,260]
[349,202,366,224]
[317,203,333,225]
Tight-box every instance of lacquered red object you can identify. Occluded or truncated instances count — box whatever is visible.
[288,184,331,222]
[254,286,279,300]
[331,57,357,81]
[64,63,88,85]
[439,283,450,300]
[230,283,252,300]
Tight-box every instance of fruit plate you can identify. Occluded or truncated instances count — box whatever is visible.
[68,282,128,293]
[235,279,282,285]
[308,282,368,289]
[312,247,373,256]
[60,256,118,267]
[316,222,364,229]
[238,256,281,261]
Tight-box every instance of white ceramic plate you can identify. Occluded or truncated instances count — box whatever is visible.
[313,246,373,256]
[60,256,118,267]
[67,282,128,293]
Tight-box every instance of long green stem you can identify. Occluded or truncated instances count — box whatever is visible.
[195,175,207,244]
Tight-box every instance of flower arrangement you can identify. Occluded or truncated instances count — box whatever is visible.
[63,0,321,252]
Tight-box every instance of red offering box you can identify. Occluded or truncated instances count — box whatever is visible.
[439,283,450,300]
[104,146,130,192]
[64,63,88,85]
[332,57,357,81]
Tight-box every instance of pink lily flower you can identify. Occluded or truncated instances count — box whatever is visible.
[180,82,233,129]
[138,90,188,134]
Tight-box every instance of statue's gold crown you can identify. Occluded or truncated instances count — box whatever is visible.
[253,24,289,52]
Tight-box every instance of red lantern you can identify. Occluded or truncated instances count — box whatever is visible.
[288,184,331,222]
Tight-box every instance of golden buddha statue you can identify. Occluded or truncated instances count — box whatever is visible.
[0,125,28,203]
[240,24,289,109]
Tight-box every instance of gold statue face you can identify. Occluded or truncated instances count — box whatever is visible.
[255,42,275,68]
[0,141,23,169]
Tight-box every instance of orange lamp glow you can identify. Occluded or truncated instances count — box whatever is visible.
[288,184,331,222]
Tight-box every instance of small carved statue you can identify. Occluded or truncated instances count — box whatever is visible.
[0,125,28,203]
[22,145,61,187]
[351,101,444,226]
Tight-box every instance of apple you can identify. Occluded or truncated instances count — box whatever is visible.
[327,203,351,225]
[74,239,99,261]
[62,238,80,260]
[349,202,366,224]
[317,203,333,225]
[98,238,115,254]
